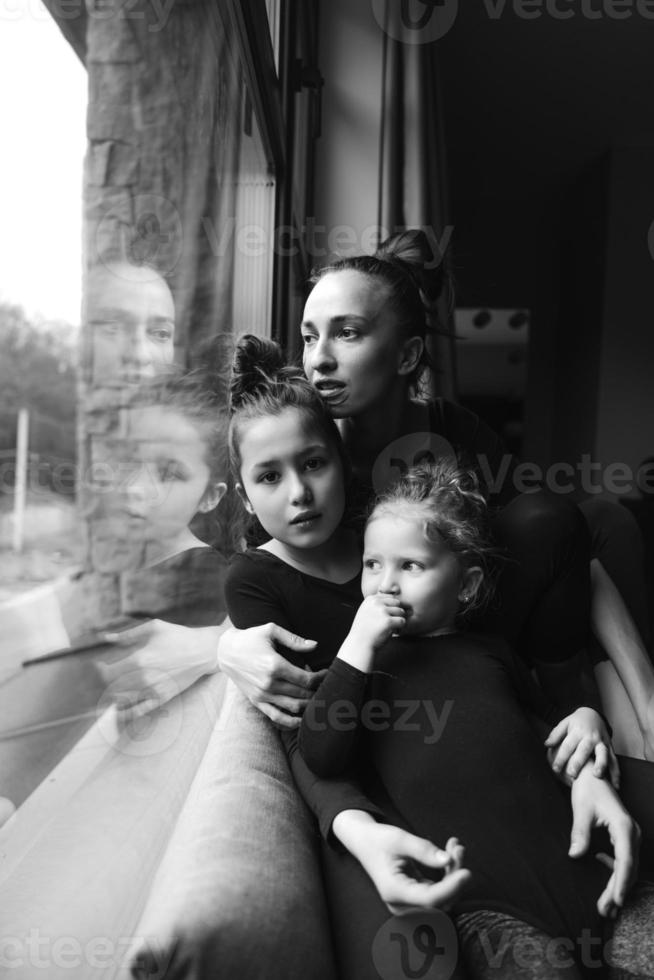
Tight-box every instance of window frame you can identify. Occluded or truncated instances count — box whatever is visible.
[225,0,321,348]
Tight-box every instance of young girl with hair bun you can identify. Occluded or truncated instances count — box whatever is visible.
[225,333,362,679]
[296,460,654,980]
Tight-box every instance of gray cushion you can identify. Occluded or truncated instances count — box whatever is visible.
[127,680,338,980]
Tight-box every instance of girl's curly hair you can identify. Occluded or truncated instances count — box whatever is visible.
[366,459,496,618]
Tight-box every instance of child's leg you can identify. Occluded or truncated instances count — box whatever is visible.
[323,844,469,980]
[605,880,654,979]
[455,909,583,979]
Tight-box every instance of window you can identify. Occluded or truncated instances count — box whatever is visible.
[0,0,322,813]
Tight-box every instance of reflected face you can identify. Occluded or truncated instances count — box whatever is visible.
[301,270,412,418]
[362,511,465,635]
[237,407,345,550]
[88,262,175,383]
[102,407,215,545]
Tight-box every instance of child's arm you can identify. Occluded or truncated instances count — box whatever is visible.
[332,810,471,914]
[298,594,405,777]
[224,555,393,831]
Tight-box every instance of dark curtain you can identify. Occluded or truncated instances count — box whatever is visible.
[377,1,456,399]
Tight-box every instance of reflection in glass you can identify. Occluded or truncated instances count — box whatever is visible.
[87,261,175,385]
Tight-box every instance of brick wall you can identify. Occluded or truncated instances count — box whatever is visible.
[79,0,246,626]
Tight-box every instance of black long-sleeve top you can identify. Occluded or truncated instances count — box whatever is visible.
[224,548,386,836]
[299,633,609,941]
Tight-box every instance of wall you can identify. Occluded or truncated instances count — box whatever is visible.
[595,148,654,499]
[314,0,384,256]
[549,158,609,481]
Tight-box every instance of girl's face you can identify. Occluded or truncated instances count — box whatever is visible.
[103,406,224,545]
[301,270,421,419]
[362,510,475,635]
[237,407,346,550]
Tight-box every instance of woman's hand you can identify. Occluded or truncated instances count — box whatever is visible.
[216,624,326,729]
[332,810,471,915]
[568,764,640,918]
[99,619,229,718]
[545,707,620,788]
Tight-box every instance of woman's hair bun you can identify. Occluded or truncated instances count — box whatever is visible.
[230,334,288,410]
[375,228,445,305]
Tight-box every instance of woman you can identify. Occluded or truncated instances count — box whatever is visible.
[216,231,649,946]
[221,229,651,758]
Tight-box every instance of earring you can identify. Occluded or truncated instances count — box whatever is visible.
[461,593,470,603]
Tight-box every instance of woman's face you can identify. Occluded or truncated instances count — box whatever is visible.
[301,270,418,419]
[88,263,175,384]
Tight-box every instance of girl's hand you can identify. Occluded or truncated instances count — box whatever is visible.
[337,595,406,673]
[349,594,406,650]
[332,811,471,915]
[545,707,620,788]
[217,624,326,729]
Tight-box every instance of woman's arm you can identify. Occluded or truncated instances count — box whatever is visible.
[567,762,641,917]
[501,640,619,786]
[217,623,323,728]
[221,555,327,726]
[590,558,654,761]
